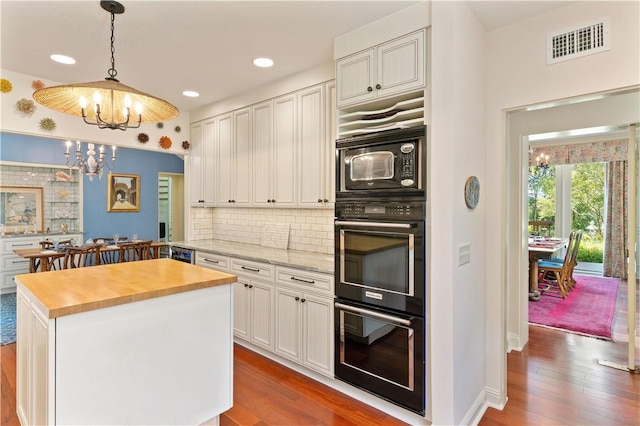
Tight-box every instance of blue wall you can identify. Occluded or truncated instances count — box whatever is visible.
[0,132,183,242]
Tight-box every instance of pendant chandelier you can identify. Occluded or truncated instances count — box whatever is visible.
[65,140,116,181]
[33,1,179,131]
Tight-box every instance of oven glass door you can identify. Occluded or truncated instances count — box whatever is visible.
[340,227,413,296]
[335,301,425,414]
[336,219,424,314]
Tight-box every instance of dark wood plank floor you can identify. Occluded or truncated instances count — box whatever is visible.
[2,327,638,425]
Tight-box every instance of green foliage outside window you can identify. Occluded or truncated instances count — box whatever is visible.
[528,162,605,263]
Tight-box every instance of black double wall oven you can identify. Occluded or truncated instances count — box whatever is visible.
[334,126,427,415]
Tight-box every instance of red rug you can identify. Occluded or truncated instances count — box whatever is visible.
[528,275,620,340]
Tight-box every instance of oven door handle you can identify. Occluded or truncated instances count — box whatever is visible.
[334,221,414,229]
[335,302,412,326]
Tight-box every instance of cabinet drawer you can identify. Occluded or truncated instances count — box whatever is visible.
[3,255,31,271]
[231,259,274,280]
[196,252,229,272]
[2,272,18,290]
[276,267,334,294]
[2,237,40,254]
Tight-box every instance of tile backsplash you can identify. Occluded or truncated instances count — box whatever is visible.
[190,207,334,254]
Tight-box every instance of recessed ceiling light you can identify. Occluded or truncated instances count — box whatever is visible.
[253,57,274,68]
[50,54,76,65]
[182,90,199,98]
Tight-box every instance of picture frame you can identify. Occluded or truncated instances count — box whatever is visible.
[0,186,44,234]
[107,173,140,212]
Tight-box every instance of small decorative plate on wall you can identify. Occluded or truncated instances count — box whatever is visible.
[464,176,480,209]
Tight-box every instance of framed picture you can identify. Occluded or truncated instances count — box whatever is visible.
[0,186,44,234]
[107,173,140,212]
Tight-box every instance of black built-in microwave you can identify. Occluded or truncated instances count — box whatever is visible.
[336,126,426,199]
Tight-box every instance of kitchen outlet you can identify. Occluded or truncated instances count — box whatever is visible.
[458,243,471,266]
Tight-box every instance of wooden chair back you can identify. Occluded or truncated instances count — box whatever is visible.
[529,220,554,237]
[63,245,101,269]
[118,240,152,263]
[536,231,576,298]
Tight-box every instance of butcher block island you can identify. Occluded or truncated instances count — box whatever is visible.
[16,258,237,426]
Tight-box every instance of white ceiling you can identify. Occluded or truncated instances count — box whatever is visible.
[1,1,573,115]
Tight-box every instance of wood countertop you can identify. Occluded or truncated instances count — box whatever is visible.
[16,258,237,319]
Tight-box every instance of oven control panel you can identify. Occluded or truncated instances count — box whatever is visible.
[336,201,425,220]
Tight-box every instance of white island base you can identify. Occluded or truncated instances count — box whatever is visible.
[16,259,235,425]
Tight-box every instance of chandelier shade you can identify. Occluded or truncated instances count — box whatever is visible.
[33,79,179,125]
[32,0,179,131]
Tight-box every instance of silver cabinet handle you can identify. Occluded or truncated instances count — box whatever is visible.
[290,276,315,284]
[203,258,219,264]
[335,220,413,229]
[12,243,33,247]
[241,265,260,272]
[335,302,411,326]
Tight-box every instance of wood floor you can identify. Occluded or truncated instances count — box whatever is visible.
[2,327,639,425]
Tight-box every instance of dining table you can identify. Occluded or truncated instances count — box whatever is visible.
[13,241,167,273]
[528,237,569,301]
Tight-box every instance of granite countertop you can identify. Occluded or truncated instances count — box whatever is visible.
[16,258,237,318]
[171,239,335,274]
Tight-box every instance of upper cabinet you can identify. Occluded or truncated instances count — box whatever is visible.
[252,95,297,207]
[297,83,335,207]
[336,29,425,108]
[215,110,252,206]
[189,118,216,207]
[190,121,216,206]
[191,80,335,209]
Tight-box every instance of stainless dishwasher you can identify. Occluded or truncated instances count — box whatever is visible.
[170,246,195,264]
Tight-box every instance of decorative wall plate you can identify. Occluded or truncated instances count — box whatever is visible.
[464,176,480,209]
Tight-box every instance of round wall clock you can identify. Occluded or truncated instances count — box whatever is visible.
[464,176,480,209]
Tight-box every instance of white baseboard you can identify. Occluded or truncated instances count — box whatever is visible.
[507,332,525,352]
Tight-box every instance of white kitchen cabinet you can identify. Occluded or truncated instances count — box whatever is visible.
[1,234,82,292]
[215,109,252,206]
[189,120,216,206]
[231,259,274,350]
[297,82,336,208]
[336,29,425,108]
[195,252,229,272]
[274,266,334,377]
[252,96,296,207]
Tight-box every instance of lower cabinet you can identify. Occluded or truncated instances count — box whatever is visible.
[195,250,334,378]
[275,288,333,376]
[233,277,274,350]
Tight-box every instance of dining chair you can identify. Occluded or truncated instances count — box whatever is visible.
[529,220,554,237]
[118,240,152,263]
[536,231,576,298]
[62,245,102,269]
[39,239,72,270]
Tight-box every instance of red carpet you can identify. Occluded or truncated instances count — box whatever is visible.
[528,275,620,340]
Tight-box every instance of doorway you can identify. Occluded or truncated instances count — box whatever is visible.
[505,88,640,355]
[158,173,184,244]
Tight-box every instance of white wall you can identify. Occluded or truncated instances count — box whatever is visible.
[1,69,191,155]
[430,2,488,424]
[484,0,640,400]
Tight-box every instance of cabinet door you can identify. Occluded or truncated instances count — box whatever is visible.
[249,280,274,350]
[252,101,273,206]
[272,93,296,207]
[274,287,302,362]
[233,280,250,339]
[249,281,273,350]
[233,108,252,205]
[201,118,217,204]
[215,113,234,205]
[336,49,375,107]
[189,122,204,205]
[297,85,326,208]
[325,81,337,204]
[302,293,334,376]
[376,30,425,99]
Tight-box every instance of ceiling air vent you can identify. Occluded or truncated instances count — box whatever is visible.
[547,17,610,65]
